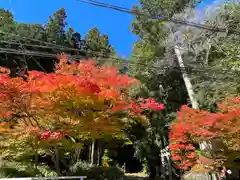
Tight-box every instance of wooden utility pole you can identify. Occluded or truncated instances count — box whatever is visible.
[174,44,212,150]
[170,28,217,179]
[173,45,199,109]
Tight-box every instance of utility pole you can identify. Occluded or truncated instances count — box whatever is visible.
[173,42,216,179]
[173,45,199,109]
[173,44,212,152]
[169,29,199,109]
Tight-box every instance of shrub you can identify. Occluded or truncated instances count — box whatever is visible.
[0,167,36,178]
[69,160,90,176]
[87,167,124,180]
[0,162,57,178]
[70,161,124,180]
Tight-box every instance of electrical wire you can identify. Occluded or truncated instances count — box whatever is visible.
[75,0,240,35]
[0,46,239,76]
[0,48,56,58]
[0,32,154,61]
[1,39,239,75]
[0,31,79,51]
[1,32,239,74]
[0,36,186,61]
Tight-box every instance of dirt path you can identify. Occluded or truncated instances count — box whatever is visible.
[124,173,149,180]
[124,176,148,180]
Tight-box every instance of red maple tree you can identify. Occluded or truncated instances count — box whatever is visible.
[169,97,240,170]
[0,57,165,149]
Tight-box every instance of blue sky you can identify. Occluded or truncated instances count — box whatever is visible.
[0,0,216,57]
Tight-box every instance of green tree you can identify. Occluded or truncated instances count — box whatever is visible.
[0,8,116,74]
[0,9,47,76]
[84,27,114,61]
[178,1,240,111]
[45,8,67,45]
[0,9,14,27]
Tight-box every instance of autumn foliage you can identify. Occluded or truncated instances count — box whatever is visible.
[0,58,164,153]
[169,97,240,170]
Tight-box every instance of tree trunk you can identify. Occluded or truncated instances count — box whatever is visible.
[204,39,212,66]
[76,148,81,160]
[167,155,172,180]
[97,140,104,166]
[31,147,38,170]
[90,139,95,166]
[160,151,165,178]
[89,143,91,162]
[72,148,81,165]
[34,151,38,169]
[54,149,61,176]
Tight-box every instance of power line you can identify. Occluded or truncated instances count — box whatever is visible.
[0,47,56,58]
[0,39,128,62]
[0,31,150,61]
[1,31,131,58]
[0,36,173,60]
[1,32,239,75]
[1,39,240,73]
[76,0,240,35]
[0,32,133,62]
[0,38,237,73]
[0,47,239,76]
[0,31,81,51]
[1,27,237,67]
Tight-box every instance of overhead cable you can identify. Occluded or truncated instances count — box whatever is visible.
[76,0,240,35]
[0,47,239,76]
